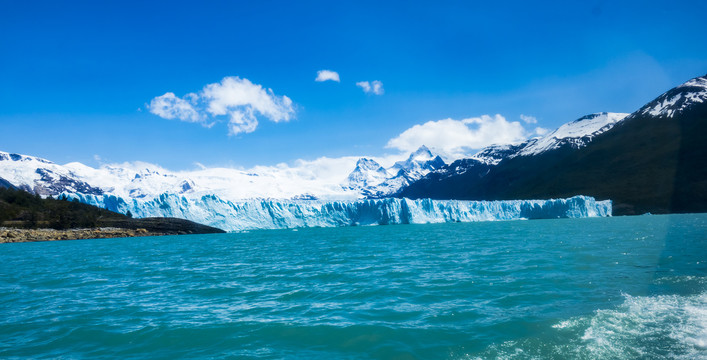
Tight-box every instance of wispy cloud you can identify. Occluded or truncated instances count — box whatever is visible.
[534,127,549,136]
[149,92,205,124]
[385,115,528,159]
[315,70,340,82]
[520,114,537,124]
[519,115,548,136]
[356,80,384,95]
[148,76,295,136]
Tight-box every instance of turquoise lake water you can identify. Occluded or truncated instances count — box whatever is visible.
[1,214,706,359]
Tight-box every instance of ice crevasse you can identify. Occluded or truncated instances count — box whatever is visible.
[61,193,612,232]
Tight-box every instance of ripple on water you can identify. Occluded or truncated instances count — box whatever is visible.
[0,214,705,359]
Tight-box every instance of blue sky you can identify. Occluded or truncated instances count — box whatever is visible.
[1,0,706,169]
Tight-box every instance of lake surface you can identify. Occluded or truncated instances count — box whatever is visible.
[1,214,706,359]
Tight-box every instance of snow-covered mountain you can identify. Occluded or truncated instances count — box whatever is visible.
[345,145,446,198]
[475,112,629,162]
[422,112,630,181]
[516,112,629,156]
[6,73,704,225]
[0,111,618,209]
[467,143,526,166]
[636,76,707,118]
[0,155,358,201]
[0,147,612,231]
[389,145,446,179]
[399,73,707,215]
[454,73,706,167]
[0,151,103,196]
[0,146,445,202]
[346,158,391,190]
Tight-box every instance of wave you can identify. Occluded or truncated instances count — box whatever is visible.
[471,285,707,359]
[577,291,707,359]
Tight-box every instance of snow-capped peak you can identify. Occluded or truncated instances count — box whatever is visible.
[408,145,435,162]
[346,158,390,190]
[0,151,53,164]
[391,145,444,175]
[517,112,629,156]
[458,112,629,166]
[341,146,446,198]
[638,74,707,118]
[0,151,103,196]
[354,158,386,172]
[678,76,707,89]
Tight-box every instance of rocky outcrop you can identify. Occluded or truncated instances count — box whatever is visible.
[0,227,183,243]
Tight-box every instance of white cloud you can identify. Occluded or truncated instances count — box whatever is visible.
[160,153,409,201]
[148,76,295,136]
[520,114,537,124]
[202,77,294,135]
[356,81,371,93]
[386,115,528,159]
[315,70,340,82]
[227,109,259,135]
[148,92,204,124]
[356,80,384,95]
[85,112,546,202]
[534,127,549,136]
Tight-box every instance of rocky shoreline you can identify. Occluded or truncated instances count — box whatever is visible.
[0,227,189,243]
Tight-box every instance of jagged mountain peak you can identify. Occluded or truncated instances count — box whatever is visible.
[341,146,447,198]
[346,158,389,190]
[358,147,446,198]
[354,157,385,171]
[393,145,443,170]
[637,74,707,118]
[408,145,434,161]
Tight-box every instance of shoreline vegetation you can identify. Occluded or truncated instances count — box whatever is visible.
[0,187,224,243]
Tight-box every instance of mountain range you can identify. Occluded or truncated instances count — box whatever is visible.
[1,73,705,219]
[399,74,707,215]
[0,144,446,202]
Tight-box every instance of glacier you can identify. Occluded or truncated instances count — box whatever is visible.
[61,192,611,232]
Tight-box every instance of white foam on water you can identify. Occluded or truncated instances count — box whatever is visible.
[552,318,583,330]
[468,280,707,359]
[580,291,707,359]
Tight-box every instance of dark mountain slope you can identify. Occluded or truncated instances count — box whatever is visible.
[399,75,707,215]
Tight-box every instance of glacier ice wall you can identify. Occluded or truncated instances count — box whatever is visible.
[62,192,612,232]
